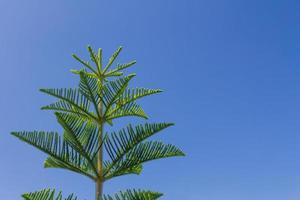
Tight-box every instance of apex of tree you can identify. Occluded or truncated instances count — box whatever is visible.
[12,46,185,200]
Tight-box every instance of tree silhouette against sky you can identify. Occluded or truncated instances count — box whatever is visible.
[12,46,185,200]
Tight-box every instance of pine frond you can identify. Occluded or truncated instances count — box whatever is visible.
[55,112,101,178]
[117,88,162,106]
[78,71,101,118]
[72,53,98,75]
[105,141,184,180]
[115,61,136,72]
[102,75,135,113]
[43,155,93,180]
[11,131,96,180]
[105,61,136,77]
[101,189,162,200]
[105,102,147,121]
[104,162,143,179]
[70,69,98,79]
[22,189,77,200]
[103,46,123,73]
[41,101,91,122]
[87,46,101,74]
[103,123,173,179]
[97,48,103,72]
[40,88,97,122]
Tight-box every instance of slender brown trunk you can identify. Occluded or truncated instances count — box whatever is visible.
[96,178,103,200]
[96,78,104,200]
[96,121,104,200]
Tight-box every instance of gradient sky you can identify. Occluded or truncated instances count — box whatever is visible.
[1,0,300,199]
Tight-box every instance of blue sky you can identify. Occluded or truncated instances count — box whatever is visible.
[1,0,300,199]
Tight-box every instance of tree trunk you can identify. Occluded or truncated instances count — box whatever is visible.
[96,179,103,200]
[96,79,104,200]
[96,122,104,200]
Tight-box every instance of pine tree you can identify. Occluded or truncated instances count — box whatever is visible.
[12,46,185,200]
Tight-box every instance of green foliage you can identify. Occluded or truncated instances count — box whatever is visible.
[12,46,185,200]
[101,189,163,200]
[22,189,77,200]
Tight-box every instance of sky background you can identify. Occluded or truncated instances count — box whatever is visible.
[0,0,300,199]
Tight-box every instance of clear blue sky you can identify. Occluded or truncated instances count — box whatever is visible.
[1,0,300,199]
